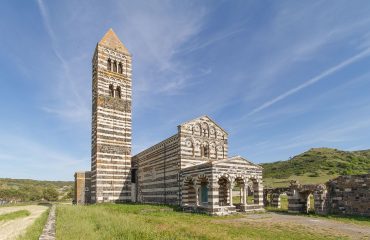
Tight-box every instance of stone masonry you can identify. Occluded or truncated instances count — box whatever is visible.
[265,174,370,217]
[90,29,132,203]
[74,171,91,204]
[326,174,370,216]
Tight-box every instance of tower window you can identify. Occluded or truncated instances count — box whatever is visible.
[109,84,114,97]
[113,61,117,72]
[107,59,112,71]
[118,62,123,74]
[115,86,121,99]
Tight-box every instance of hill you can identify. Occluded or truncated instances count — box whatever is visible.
[262,148,370,188]
[0,178,73,202]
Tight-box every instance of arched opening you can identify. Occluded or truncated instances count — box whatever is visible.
[118,62,123,74]
[109,84,114,97]
[246,178,260,205]
[115,86,121,99]
[304,192,315,214]
[218,177,229,206]
[183,179,196,206]
[232,178,245,209]
[271,192,288,210]
[107,59,112,71]
[113,61,117,72]
[199,178,209,206]
[203,144,209,158]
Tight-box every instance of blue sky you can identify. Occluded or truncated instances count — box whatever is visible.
[1,0,370,181]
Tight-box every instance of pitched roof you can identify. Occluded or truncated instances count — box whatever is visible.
[99,28,130,54]
[178,115,228,135]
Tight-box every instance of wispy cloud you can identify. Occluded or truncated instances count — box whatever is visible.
[36,0,89,123]
[0,133,87,180]
[247,47,370,116]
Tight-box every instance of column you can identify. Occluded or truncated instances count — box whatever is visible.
[195,186,200,206]
[229,183,233,206]
[242,185,247,205]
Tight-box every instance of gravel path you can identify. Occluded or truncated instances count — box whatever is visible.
[215,212,370,239]
[0,205,48,240]
[39,205,55,240]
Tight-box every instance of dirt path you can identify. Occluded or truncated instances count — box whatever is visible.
[215,212,370,239]
[0,205,48,240]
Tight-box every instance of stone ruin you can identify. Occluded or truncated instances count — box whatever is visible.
[264,174,370,217]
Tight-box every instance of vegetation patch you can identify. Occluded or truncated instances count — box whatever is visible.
[262,148,370,187]
[56,204,346,240]
[0,210,30,222]
[0,178,73,202]
[17,208,50,240]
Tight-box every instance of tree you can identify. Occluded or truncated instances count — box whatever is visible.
[43,187,59,201]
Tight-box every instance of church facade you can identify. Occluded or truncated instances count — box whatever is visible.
[74,29,263,215]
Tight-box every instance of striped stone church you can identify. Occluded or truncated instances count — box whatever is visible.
[74,29,263,215]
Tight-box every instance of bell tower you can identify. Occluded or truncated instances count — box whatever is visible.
[90,29,132,203]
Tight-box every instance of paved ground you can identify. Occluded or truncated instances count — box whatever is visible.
[214,212,370,240]
[0,205,48,240]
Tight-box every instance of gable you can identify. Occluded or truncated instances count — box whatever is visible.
[179,115,228,137]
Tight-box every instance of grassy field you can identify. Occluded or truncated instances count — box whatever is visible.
[263,172,337,188]
[0,210,30,221]
[56,204,348,240]
[17,207,50,240]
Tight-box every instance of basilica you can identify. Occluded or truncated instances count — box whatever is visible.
[74,29,263,215]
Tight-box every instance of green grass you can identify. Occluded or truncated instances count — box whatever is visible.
[0,210,30,221]
[17,208,50,240]
[261,147,370,187]
[56,203,348,240]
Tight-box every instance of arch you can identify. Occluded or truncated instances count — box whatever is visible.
[218,176,230,206]
[202,142,209,158]
[202,122,209,137]
[196,175,209,206]
[210,127,216,138]
[233,177,246,208]
[113,60,117,72]
[118,62,123,74]
[109,84,114,97]
[182,177,196,206]
[107,59,112,71]
[246,177,261,205]
[115,86,121,99]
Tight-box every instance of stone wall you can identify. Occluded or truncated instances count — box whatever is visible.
[326,174,370,216]
[265,174,370,217]
[74,171,91,204]
[132,134,181,205]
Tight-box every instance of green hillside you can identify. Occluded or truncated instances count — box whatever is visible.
[0,178,73,202]
[262,148,370,187]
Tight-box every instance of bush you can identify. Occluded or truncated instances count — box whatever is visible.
[43,187,59,201]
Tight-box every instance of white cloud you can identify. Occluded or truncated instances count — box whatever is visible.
[247,47,370,116]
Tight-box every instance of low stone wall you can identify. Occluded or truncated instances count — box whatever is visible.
[327,174,370,217]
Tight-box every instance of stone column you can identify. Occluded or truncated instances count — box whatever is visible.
[228,183,234,206]
[242,185,247,205]
[195,185,200,206]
